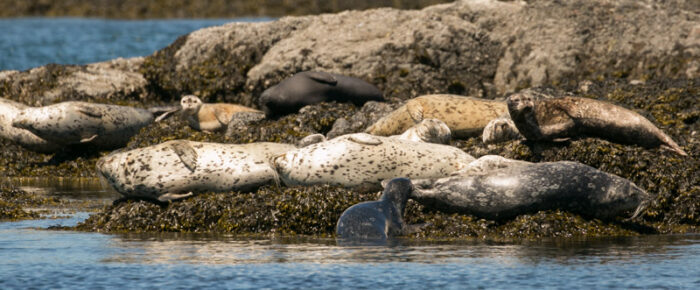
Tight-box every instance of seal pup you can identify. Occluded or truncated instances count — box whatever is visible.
[0,98,62,153]
[259,71,384,118]
[97,140,296,202]
[481,115,522,144]
[273,133,475,191]
[180,95,263,132]
[506,92,687,156]
[365,94,508,138]
[410,155,651,221]
[336,178,418,242]
[12,101,154,150]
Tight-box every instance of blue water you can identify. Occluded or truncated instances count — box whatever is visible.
[0,18,270,71]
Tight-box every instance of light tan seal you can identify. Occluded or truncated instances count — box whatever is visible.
[273,133,475,191]
[180,95,263,132]
[506,92,687,156]
[365,94,507,138]
[97,140,296,202]
[0,98,61,153]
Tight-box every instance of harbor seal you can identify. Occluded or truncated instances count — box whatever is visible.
[410,155,651,221]
[97,140,296,202]
[365,94,508,138]
[180,95,263,132]
[12,101,155,150]
[336,178,415,241]
[273,133,475,191]
[481,115,522,144]
[506,92,687,156]
[0,98,62,153]
[390,118,451,144]
[259,71,384,118]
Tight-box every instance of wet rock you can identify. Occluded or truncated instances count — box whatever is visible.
[326,101,400,139]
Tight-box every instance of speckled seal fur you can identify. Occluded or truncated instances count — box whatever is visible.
[180,95,262,132]
[410,155,651,221]
[273,133,475,191]
[0,98,62,153]
[481,115,522,144]
[390,118,451,144]
[507,92,687,156]
[365,94,508,138]
[12,101,154,150]
[97,140,296,202]
[259,71,384,118]
[336,178,413,241]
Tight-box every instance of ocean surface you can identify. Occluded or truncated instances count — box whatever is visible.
[0,18,699,289]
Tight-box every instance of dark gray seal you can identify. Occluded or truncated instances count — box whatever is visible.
[336,178,414,241]
[410,155,651,221]
[506,92,687,156]
[259,71,384,118]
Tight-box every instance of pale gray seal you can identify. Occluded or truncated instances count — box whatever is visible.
[365,94,508,138]
[259,71,384,118]
[481,115,522,144]
[12,101,155,150]
[273,133,475,191]
[390,118,451,144]
[506,92,687,156]
[410,155,651,221]
[97,140,296,202]
[336,178,415,241]
[180,95,263,132]
[0,98,61,153]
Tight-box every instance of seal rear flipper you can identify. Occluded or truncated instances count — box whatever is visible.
[348,133,383,146]
[660,141,688,156]
[169,140,198,172]
[306,71,338,85]
[157,192,194,202]
[624,199,650,221]
[150,105,181,122]
[405,100,424,123]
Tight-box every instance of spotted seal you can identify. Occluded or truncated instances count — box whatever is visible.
[12,101,155,150]
[365,94,507,138]
[273,133,475,191]
[506,92,687,156]
[97,140,296,202]
[390,118,451,144]
[0,98,61,153]
[410,155,651,221]
[259,71,384,118]
[180,95,263,132]
[481,115,522,144]
[336,178,416,241]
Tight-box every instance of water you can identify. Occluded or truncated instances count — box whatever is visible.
[1,18,699,289]
[0,18,270,71]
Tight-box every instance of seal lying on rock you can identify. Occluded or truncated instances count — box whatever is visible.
[180,95,263,132]
[97,140,296,202]
[0,98,62,153]
[365,94,507,138]
[410,155,651,221]
[273,133,475,191]
[506,92,687,156]
[481,115,522,144]
[297,118,452,147]
[336,178,418,241]
[12,101,157,150]
[259,71,384,118]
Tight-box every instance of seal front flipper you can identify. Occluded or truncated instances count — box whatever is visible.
[306,71,338,85]
[348,133,383,145]
[158,192,194,202]
[80,134,99,143]
[169,140,198,172]
[405,100,424,123]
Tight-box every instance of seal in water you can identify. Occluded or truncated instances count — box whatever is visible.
[97,140,296,202]
[410,155,651,221]
[365,94,508,138]
[506,92,687,156]
[180,95,263,132]
[0,98,62,153]
[259,71,384,118]
[12,101,156,150]
[336,178,416,241]
[273,133,475,191]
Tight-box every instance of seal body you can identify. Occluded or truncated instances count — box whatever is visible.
[410,155,651,221]
[12,101,154,150]
[0,98,61,153]
[506,92,687,156]
[180,95,263,132]
[365,94,507,138]
[336,178,413,241]
[259,71,384,118]
[390,118,452,144]
[481,115,522,144]
[273,133,475,191]
[97,140,296,202]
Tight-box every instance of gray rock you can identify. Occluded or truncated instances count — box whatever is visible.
[326,101,400,139]
[224,111,266,136]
